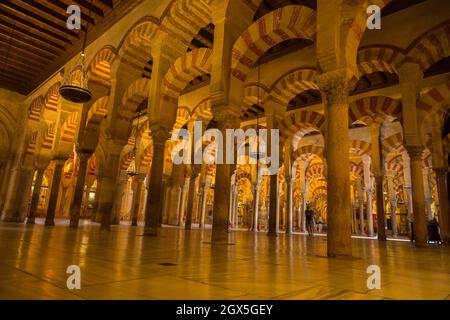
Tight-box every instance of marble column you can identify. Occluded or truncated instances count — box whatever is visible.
[200,183,209,228]
[406,146,428,246]
[92,169,106,223]
[316,69,354,257]
[185,167,200,230]
[359,197,365,235]
[144,128,169,235]
[130,174,145,226]
[27,166,46,224]
[429,115,450,242]
[422,167,433,221]
[178,179,188,227]
[100,141,125,231]
[285,176,293,234]
[252,181,260,232]
[111,172,127,225]
[370,123,386,240]
[301,191,307,232]
[434,168,450,242]
[210,111,236,243]
[402,152,414,223]
[390,197,398,237]
[366,189,375,237]
[69,152,92,228]
[386,172,398,237]
[399,63,427,246]
[45,159,66,226]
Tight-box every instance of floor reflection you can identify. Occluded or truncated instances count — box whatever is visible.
[0,221,449,300]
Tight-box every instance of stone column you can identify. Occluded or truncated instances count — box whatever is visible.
[130,174,145,226]
[27,166,47,224]
[45,159,66,226]
[434,168,450,242]
[265,109,282,237]
[402,152,414,222]
[144,128,169,235]
[386,172,398,237]
[92,168,106,222]
[199,183,208,228]
[178,179,188,227]
[359,196,365,235]
[111,172,127,225]
[301,191,307,232]
[365,189,375,237]
[185,167,200,230]
[399,63,427,246]
[285,176,293,234]
[429,115,450,242]
[369,123,386,240]
[406,146,428,246]
[210,111,237,243]
[100,141,125,231]
[422,167,433,221]
[69,152,92,228]
[316,69,355,257]
[390,197,398,237]
[252,181,260,232]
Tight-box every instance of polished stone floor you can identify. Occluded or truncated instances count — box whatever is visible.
[0,220,449,300]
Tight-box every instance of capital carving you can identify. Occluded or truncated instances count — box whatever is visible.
[151,128,170,147]
[405,145,424,161]
[315,69,357,105]
[433,167,448,178]
[213,109,240,131]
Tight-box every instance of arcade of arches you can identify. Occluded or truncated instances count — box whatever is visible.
[0,0,450,299]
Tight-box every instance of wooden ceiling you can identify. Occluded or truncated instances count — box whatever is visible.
[0,0,142,95]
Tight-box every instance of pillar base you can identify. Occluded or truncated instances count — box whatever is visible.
[26,217,35,225]
[143,226,158,236]
[100,224,111,231]
[267,231,278,237]
[211,230,231,243]
[69,221,79,228]
[2,216,24,223]
[44,220,55,226]
[131,219,138,227]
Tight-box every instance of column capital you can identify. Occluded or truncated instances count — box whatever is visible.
[76,152,92,162]
[405,145,424,161]
[212,108,240,130]
[433,167,448,177]
[151,127,171,147]
[315,68,357,105]
[397,62,424,85]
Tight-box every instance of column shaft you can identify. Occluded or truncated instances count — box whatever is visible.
[45,160,65,226]
[27,169,45,224]
[69,153,91,228]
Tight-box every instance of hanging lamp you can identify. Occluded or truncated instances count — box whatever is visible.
[127,109,143,177]
[59,4,92,103]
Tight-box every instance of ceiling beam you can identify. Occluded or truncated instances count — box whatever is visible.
[71,0,105,17]
[0,35,58,60]
[0,3,80,39]
[0,30,62,55]
[46,0,95,26]
[17,0,89,32]
[0,19,70,49]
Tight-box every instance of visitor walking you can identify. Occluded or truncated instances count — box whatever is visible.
[316,215,323,233]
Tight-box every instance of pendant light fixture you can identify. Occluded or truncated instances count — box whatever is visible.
[59,3,92,103]
[127,109,143,177]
